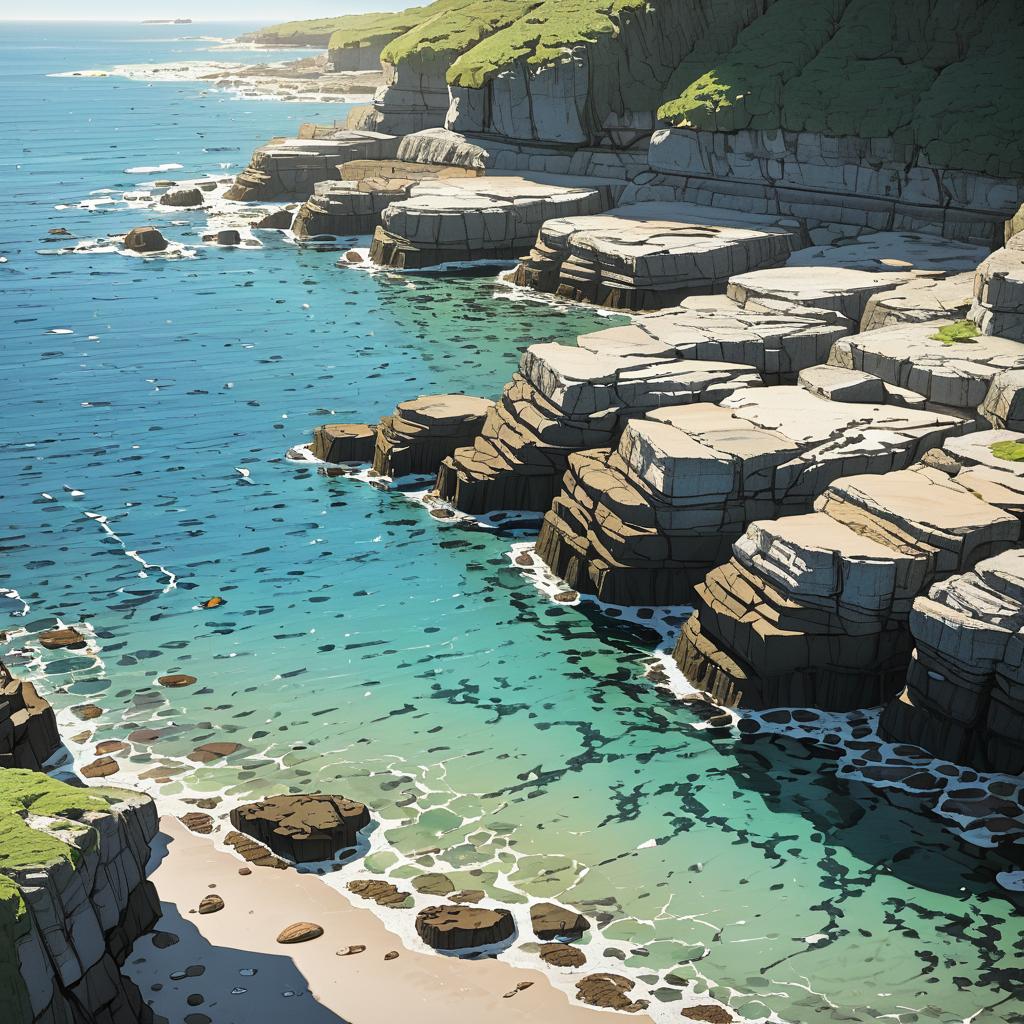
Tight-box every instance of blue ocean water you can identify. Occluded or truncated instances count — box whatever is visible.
[1,21,1023,1024]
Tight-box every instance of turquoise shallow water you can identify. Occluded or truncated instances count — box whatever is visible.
[2,21,1023,1024]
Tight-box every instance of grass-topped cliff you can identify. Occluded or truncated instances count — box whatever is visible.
[242,8,427,48]
[249,0,1024,177]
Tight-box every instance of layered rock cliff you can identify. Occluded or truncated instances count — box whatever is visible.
[0,770,160,1024]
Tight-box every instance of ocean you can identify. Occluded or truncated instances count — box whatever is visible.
[1,20,1022,1024]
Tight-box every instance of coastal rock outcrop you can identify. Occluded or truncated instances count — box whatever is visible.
[372,394,493,478]
[311,422,378,463]
[536,388,964,606]
[530,902,590,941]
[0,662,61,771]
[39,626,86,650]
[435,339,761,515]
[225,129,401,202]
[673,464,1020,710]
[414,904,515,951]
[861,273,976,332]
[970,235,1024,341]
[879,547,1024,775]
[511,203,806,311]
[1,770,160,1024]
[229,794,370,863]
[122,227,167,254]
[369,174,619,269]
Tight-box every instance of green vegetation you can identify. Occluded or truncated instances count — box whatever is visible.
[246,8,426,48]
[990,440,1024,462]
[381,0,541,70]
[930,320,981,345]
[0,770,114,873]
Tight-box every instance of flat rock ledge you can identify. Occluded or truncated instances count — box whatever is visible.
[369,174,618,270]
[311,423,378,463]
[292,158,481,239]
[229,793,370,863]
[575,974,648,1013]
[373,394,493,478]
[673,463,1021,710]
[530,901,590,941]
[536,386,963,606]
[511,202,806,311]
[414,904,515,951]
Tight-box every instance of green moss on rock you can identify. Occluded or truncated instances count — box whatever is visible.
[930,320,981,345]
[990,440,1024,462]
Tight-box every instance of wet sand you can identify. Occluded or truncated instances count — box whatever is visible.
[128,817,648,1024]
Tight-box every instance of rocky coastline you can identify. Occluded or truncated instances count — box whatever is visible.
[14,2,1024,1021]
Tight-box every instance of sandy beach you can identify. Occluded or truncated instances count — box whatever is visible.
[127,817,650,1024]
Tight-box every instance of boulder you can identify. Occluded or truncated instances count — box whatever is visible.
[215,229,241,246]
[311,423,377,463]
[970,238,1024,341]
[39,626,86,650]
[575,974,647,1013]
[530,902,590,940]
[0,663,61,770]
[159,187,205,208]
[673,464,1020,709]
[276,922,323,944]
[414,905,515,950]
[252,207,295,230]
[123,226,168,253]
[198,895,224,914]
[372,394,493,478]
[540,943,587,967]
[229,793,370,863]
[80,756,119,778]
[157,673,196,688]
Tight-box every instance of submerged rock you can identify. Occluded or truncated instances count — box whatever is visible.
[123,226,168,253]
[414,904,515,950]
[229,793,370,862]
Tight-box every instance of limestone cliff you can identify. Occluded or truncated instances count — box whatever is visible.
[0,770,160,1024]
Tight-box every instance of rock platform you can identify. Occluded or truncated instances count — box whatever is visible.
[536,387,965,606]
[311,422,378,463]
[511,202,807,310]
[369,174,620,269]
[673,464,1020,710]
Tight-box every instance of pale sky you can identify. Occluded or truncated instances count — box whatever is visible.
[2,1,403,20]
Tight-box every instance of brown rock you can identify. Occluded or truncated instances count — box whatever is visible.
[539,943,587,968]
[197,895,224,915]
[576,974,647,1013]
[277,922,323,944]
[80,756,119,778]
[230,793,370,863]
[127,728,162,743]
[123,226,168,253]
[344,249,364,263]
[223,830,289,869]
[412,873,455,896]
[160,187,204,208]
[347,879,409,907]
[40,627,86,650]
[181,812,214,835]
[384,950,399,960]
[311,423,377,463]
[681,1006,733,1024]
[414,905,515,951]
[252,208,294,230]
[95,740,128,755]
[72,704,103,721]
[188,742,241,763]
[238,867,252,876]
[158,673,197,688]
[531,901,590,940]
[336,944,366,956]
[450,889,485,904]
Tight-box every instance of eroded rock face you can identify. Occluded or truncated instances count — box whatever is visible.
[414,904,515,951]
[512,202,805,311]
[536,387,964,606]
[311,423,377,463]
[123,226,168,254]
[1,771,160,1024]
[435,335,761,515]
[970,236,1024,341]
[880,545,1024,774]
[862,273,975,332]
[372,394,493,478]
[674,465,1020,710]
[229,793,370,863]
[0,662,61,771]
